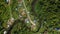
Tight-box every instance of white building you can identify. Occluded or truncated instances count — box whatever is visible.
[4,31,7,34]
[25,18,29,23]
[6,0,10,3]
[33,20,37,23]
[7,24,10,28]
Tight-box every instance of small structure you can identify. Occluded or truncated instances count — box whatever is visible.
[18,0,22,3]
[18,4,22,7]
[27,12,30,14]
[44,31,48,34]
[6,17,14,28]
[23,9,25,11]
[55,28,60,32]
[7,24,10,28]
[33,20,37,23]
[7,17,14,25]
[31,24,36,31]
[4,31,7,34]
[19,15,22,18]
[6,0,10,4]
[6,0,9,2]
[25,18,29,23]
[15,8,18,11]
[44,21,47,23]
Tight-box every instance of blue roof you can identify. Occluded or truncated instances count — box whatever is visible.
[55,28,60,30]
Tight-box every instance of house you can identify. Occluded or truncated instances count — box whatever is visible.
[4,31,7,34]
[55,28,60,32]
[6,0,9,2]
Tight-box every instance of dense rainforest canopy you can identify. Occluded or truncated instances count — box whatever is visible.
[0,0,60,34]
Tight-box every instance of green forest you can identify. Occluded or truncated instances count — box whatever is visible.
[0,0,60,34]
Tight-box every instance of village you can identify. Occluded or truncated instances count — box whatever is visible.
[0,0,60,34]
